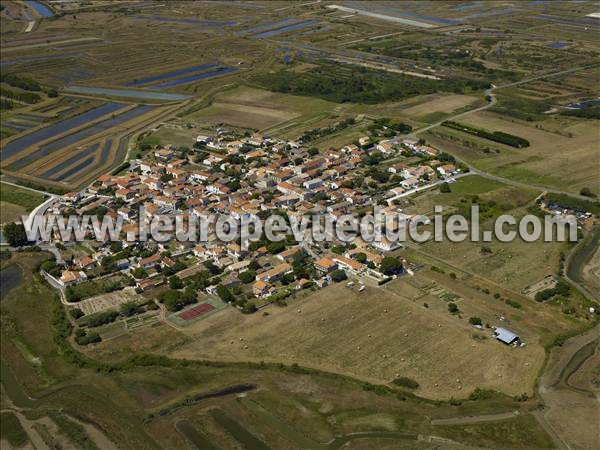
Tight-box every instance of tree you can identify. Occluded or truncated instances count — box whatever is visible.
[131,267,147,279]
[216,284,234,303]
[380,256,403,276]
[308,147,319,156]
[242,302,257,314]
[579,187,595,197]
[392,377,419,389]
[469,317,482,326]
[331,269,347,282]
[267,241,285,254]
[238,270,256,284]
[440,182,451,193]
[120,301,138,317]
[69,308,84,319]
[169,275,184,289]
[353,252,367,263]
[448,302,459,313]
[65,286,81,302]
[3,223,29,247]
[203,260,222,275]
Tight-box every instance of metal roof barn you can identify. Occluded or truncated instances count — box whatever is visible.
[494,327,519,345]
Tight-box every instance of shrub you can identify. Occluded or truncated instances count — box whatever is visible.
[242,302,257,314]
[331,269,347,282]
[238,270,256,284]
[469,387,495,400]
[380,256,403,275]
[392,377,419,389]
[69,308,84,319]
[469,317,482,326]
[120,301,138,316]
[442,121,530,148]
[82,310,118,327]
[75,329,101,346]
[168,275,184,289]
[448,302,459,313]
[505,299,522,309]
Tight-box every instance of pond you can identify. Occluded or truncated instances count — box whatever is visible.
[63,86,191,101]
[1,102,124,160]
[153,67,237,89]
[125,63,218,87]
[10,105,157,171]
[26,0,54,18]
[252,19,320,39]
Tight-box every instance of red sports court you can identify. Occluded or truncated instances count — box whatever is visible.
[179,303,215,321]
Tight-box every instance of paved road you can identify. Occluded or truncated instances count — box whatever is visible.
[24,196,57,232]
[387,172,471,204]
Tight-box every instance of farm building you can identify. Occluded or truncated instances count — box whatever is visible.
[494,327,520,345]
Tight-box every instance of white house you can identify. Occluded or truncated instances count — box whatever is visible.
[400,177,420,190]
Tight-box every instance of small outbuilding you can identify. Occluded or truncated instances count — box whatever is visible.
[494,327,520,345]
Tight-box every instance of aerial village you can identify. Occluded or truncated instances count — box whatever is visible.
[37,120,539,345]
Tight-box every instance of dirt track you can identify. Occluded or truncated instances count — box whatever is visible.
[534,326,599,450]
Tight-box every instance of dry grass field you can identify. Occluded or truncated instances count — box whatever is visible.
[187,86,339,132]
[0,202,27,224]
[398,175,564,292]
[0,183,45,223]
[428,111,599,194]
[171,280,560,400]
[397,93,484,120]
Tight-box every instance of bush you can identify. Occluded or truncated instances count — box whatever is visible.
[443,121,530,148]
[120,301,138,317]
[168,275,184,289]
[216,284,235,303]
[82,310,118,327]
[535,289,554,302]
[0,73,42,91]
[331,269,347,282]
[392,377,419,389]
[238,270,256,284]
[3,223,30,247]
[579,187,596,198]
[468,387,495,400]
[469,317,482,326]
[75,329,101,345]
[505,299,522,309]
[131,267,148,279]
[158,289,197,311]
[267,241,285,254]
[242,302,258,314]
[69,308,84,319]
[0,87,41,104]
[380,256,403,275]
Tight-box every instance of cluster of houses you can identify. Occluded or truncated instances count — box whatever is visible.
[45,130,457,305]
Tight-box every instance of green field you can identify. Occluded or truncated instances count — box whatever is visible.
[0,412,29,448]
[0,182,45,223]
